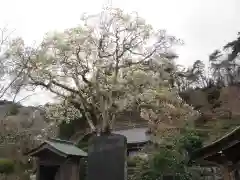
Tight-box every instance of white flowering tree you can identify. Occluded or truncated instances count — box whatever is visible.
[7,7,197,134]
[0,27,21,99]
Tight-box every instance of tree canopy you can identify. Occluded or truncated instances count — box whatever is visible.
[6,7,197,134]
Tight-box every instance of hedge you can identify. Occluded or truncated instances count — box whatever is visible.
[0,158,15,174]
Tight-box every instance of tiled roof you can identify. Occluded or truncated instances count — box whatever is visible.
[27,138,87,157]
[45,138,87,156]
[192,126,240,160]
[113,127,149,144]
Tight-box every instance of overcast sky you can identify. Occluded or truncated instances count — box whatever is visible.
[1,0,240,106]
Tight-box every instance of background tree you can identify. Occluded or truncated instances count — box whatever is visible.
[174,60,209,92]
[209,33,240,86]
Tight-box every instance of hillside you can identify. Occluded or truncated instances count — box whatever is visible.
[0,100,50,158]
[0,100,47,131]
[180,85,240,142]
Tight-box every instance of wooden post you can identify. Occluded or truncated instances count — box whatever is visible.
[36,158,40,180]
[223,166,232,180]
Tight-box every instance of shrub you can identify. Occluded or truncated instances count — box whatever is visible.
[130,127,203,180]
[0,158,15,174]
[77,141,89,152]
[179,129,203,154]
[7,104,20,116]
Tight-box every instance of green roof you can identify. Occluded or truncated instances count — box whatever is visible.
[46,138,87,157]
[27,138,87,157]
[191,126,240,161]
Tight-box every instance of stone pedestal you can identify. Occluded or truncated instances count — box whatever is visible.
[87,134,127,180]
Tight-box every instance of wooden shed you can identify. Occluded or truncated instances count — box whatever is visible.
[191,126,240,180]
[26,138,87,180]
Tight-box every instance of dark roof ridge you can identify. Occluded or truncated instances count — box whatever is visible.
[113,124,148,131]
[47,138,75,145]
[191,126,240,161]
